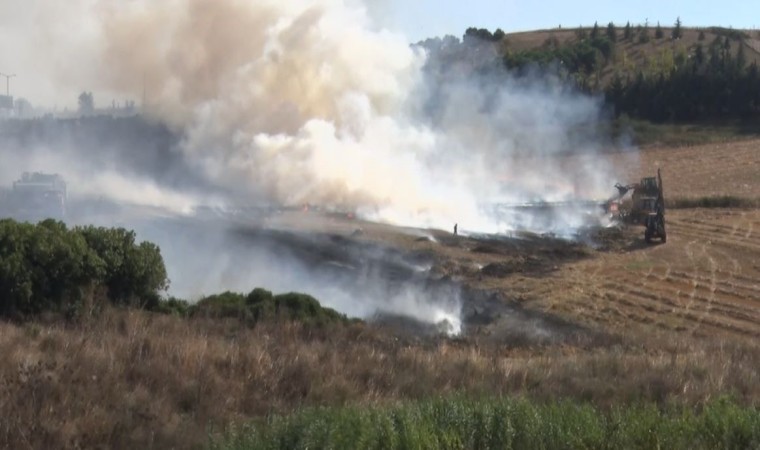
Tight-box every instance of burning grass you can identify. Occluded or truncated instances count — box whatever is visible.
[1,310,760,449]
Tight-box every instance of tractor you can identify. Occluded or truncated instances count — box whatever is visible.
[609,169,666,244]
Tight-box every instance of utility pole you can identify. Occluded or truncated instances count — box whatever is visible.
[0,72,16,96]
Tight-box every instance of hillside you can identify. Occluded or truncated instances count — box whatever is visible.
[494,25,760,86]
[419,24,760,123]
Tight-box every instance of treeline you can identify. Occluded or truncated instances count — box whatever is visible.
[422,21,760,122]
[0,219,348,326]
[606,37,760,121]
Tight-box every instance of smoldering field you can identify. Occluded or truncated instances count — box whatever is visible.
[1,0,635,333]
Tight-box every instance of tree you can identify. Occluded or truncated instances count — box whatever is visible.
[76,226,168,307]
[0,219,106,317]
[694,43,705,68]
[655,22,664,39]
[591,21,599,39]
[624,22,632,40]
[78,92,94,114]
[672,17,683,39]
[639,26,650,44]
[606,22,617,42]
[737,41,747,70]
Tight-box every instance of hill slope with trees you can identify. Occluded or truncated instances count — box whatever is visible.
[417,21,760,123]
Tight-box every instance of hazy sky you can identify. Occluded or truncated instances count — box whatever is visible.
[1,0,758,109]
[383,0,760,42]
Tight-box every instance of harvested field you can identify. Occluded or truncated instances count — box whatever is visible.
[610,138,760,199]
[291,137,760,343]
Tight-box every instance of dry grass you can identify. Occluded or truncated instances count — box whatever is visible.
[607,138,760,200]
[1,310,760,449]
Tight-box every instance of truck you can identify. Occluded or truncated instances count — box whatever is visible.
[0,172,67,222]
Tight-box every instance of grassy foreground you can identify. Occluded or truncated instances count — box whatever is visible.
[2,309,760,448]
[211,396,760,450]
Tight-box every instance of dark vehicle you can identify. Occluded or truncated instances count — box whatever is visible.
[608,169,666,244]
[641,169,666,243]
[0,172,67,221]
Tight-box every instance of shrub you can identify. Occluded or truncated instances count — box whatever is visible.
[0,219,169,318]
[189,288,350,326]
[153,296,191,316]
[191,291,249,319]
[273,292,347,324]
[76,225,169,306]
[0,219,106,317]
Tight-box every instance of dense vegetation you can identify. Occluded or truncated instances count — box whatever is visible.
[212,396,760,450]
[0,219,348,326]
[0,218,168,318]
[183,288,352,326]
[606,36,760,122]
[420,22,760,123]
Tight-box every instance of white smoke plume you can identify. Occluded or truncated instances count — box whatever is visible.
[2,0,630,234]
[1,0,638,333]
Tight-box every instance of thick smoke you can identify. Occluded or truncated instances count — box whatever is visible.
[1,0,636,332]
[6,0,626,232]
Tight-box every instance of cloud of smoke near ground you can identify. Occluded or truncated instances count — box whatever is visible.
[1,0,637,331]
[4,0,632,233]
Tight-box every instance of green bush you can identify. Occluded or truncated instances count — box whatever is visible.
[0,219,347,326]
[153,297,191,317]
[0,219,169,318]
[77,225,168,307]
[191,291,249,319]
[189,288,349,326]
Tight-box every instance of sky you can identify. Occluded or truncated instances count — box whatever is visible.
[382,0,760,43]
[0,0,758,110]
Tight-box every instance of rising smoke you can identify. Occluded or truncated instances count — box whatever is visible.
[0,0,636,332]
[4,0,630,232]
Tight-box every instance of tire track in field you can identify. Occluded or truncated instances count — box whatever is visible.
[525,208,760,340]
[669,217,760,247]
[604,272,760,324]
[667,271,760,298]
[667,222,760,253]
[599,286,758,338]
[618,210,760,338]
[598,267,760,336]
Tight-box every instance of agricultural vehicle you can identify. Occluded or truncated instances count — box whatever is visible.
[0,172,67,221]
[609,169,666,244]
